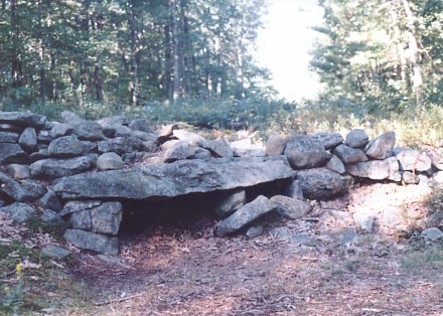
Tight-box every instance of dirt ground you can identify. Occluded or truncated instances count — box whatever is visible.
[64,183,443,316]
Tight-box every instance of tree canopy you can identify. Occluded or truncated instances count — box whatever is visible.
[311,0,443,113]
[0,0,269,109]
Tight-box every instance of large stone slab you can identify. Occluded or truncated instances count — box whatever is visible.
[53,156,294,200]
[0,111,46,128]
[284,135,330,169]
[214,195,277,236]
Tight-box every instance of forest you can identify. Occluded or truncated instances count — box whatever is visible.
[0,0,443,130]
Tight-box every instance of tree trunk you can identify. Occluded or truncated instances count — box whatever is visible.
[129,1,138,106]
[401,0,423,107]
[164,23,173,102]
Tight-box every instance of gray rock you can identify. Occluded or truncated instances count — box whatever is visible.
[97,152,125,171]
[30,156,95,179]
[48,136,86,157]
[403,171,420,184]
[6,164,31,180]
[72,202,122,235]
[326,154,346,175]
[113,125,133,137]
[193,147,213,159]
[202,138,234,158]
[133,130,156,141]
[157,123,179,143]
[64,229,119,255]
[53,156,294,200]
[0,143,29,163]
[129,119,152,133]
[231,139,265,157]
[353,213,375,233]
[30,149,51,162]
[396,149,432,172]
[333,144,368,164]
[265,133,287,156]
[61,111,82,124]
[37,130,53,142]
[245,225,264,238]
[96,115,129,128]
[0,131,19,143]
[173,129,206,146]
[309,132,344,149]
[346,157,400,180]
[40,209,59,223]
[421,227,443,242]
[285,180,304,200]
[71,209,92,230]
[98,137,145,155]
[72,120,104,141]
[428,151,443,171]
[91,202,122,235]
[0,172,36,202]
[365,132,396,159]
[214,189,246,217]
[214,195,277,236]
[284,135,330,169]
[121,151,156,164]
[50,122,72,138]
[18,127,37,152]
[41,245,71,259]
[21,180,47,200]
[0,123,22,133]
[40,190,63,212]
[0,111,46,128]
[297,168,349,200]
[163,140,196,162]
[345,129,369,148]
[59,200,102,217]
[0,202,35,223]
[270,195,312,219]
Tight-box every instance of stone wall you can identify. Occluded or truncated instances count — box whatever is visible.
[0,110,442,255]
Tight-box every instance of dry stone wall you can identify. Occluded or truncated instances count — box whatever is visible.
[0,111,442,255]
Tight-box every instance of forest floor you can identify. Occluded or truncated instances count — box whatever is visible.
[3,182,443,315]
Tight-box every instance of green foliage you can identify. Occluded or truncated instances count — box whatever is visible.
[311,0,443,113]
[140,97,297,132]
[0,0,270,109]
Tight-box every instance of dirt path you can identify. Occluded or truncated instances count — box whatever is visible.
[70,210,443,316]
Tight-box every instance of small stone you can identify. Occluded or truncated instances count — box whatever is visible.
[215,195,277,237]
[97,152,125,171]
[345,129,369,148]
[50,122,72,138]
[41,245,71,259]
[265,133,287,156]
[326,155,346,174]
[421,227,443,242]
[333,144,368,164]
[64,229,119,255]
[6,164,31,180]
[129,119,152,133]
[365,131,396,159]
[214,189,246,217]
[0,202,35,223]
[163,140,196,162]
[48,136,85,157]
[285,180,304,200]
[245,225,264,238]
[18,127,37,152]
[202,138,234,158]
[270,195,312,219]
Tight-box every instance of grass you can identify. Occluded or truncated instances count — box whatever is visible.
[0,240,95,315]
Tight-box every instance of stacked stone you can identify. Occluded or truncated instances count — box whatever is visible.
[1,110,442,255]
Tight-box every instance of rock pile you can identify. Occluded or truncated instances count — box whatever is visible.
[0,111,442,255]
